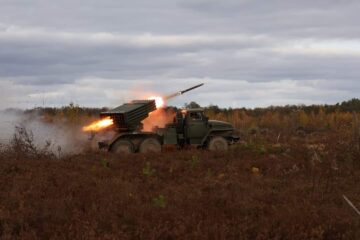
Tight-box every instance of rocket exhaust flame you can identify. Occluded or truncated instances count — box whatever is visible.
[82,117,114,132]
[148,96,165,108]
[148,83,204,108]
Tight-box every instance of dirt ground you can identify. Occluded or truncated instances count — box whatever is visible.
[0,131,359,240]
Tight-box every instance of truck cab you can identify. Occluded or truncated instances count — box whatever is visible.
[160,108,239,150]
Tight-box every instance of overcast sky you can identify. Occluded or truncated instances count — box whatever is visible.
[0,0,359,109]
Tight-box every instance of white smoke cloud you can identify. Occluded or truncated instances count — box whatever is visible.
[0,109,21,144]
[0,110,92,155]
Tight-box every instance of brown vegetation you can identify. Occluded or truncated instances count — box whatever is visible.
[0,101,359,239]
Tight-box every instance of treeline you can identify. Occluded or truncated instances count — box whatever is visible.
[12,98,360,118]
[201,98,360,117]
[24,103,108,117]
[200,99,360,132]
[4,98,359,131]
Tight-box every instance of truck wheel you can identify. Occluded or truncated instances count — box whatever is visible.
[111,139,135,154]
[208,136,229,151]
[139,138,162,153]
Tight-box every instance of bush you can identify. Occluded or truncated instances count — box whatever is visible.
[1,125,55,160]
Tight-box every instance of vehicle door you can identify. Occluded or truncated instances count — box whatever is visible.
[186,111,208,144]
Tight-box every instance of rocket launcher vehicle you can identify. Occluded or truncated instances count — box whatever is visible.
[100,83,204,132]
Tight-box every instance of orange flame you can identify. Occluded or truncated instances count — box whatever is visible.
[82,117,114,132]
[148,96,165,108]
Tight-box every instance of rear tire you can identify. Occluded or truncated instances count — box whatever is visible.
[207,136,229,151]
[139,138,162,153]
[111,139,135,154]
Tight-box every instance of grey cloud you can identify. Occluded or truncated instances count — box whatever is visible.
[180,0,360,37]
[0,0,359,109]
[2,0,358,37]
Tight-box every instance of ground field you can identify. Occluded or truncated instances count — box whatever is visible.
[0,130,359,239]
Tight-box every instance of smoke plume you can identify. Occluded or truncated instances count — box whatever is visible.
[0,109,92,155]
[142,108,176,131]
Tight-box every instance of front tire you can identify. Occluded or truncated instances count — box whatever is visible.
[207,136,229,151]
[111,139,135,154]
[139,138,162,153]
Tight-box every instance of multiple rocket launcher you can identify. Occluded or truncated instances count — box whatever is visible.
[99,83,204,132]
[85,82,239,152]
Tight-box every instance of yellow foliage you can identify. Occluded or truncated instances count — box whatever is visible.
[298,110,309,127]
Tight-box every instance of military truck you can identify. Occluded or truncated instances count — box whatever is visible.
[98,99,240,154]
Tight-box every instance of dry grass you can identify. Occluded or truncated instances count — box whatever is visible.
[0,127,359,239]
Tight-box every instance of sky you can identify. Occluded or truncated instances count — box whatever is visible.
[0,0,359,109]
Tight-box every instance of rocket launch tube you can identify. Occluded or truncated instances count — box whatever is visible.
[164,83,204,100]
